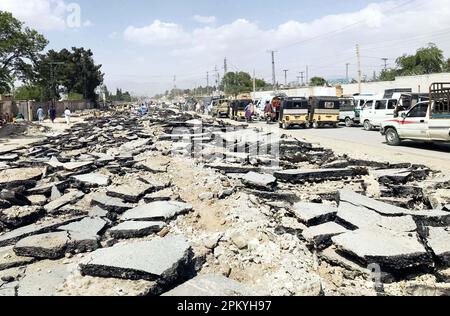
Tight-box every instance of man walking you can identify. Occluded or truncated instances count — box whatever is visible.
[64,107,71,125]
[37,107,45,123]
[49,106,57,123]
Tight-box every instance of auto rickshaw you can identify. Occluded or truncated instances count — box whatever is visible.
[309,96,341,128]
[232,99,252,121]
[278,97,309,129]
[211,99,230,118]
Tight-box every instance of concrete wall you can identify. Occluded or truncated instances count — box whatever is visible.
[251,73,450,99]
[29,100,93,120]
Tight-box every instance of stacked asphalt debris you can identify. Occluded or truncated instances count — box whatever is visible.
[0,106,449,296]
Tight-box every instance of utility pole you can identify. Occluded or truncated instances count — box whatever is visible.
[381,58,388,70]
[356,44,362,94]
[305,66,309,86]
[253,69,256,95]
[224,58,228,95]
[268,50,277,90]
[283,69,289,87]
[300,72,305,87]
[346,63,350,82]
[206,71,209,96]
[296,76,301,88]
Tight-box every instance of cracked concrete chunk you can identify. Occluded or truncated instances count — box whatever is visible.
[0,206,44,228]
[0,246,34,271]
[332,227,432,270]
[0,216,85,247]
[72,173,111,187]
[44,191,85,213]
[0,190,31,206]
[91,193,133,213]
[14,232,69,259]
[144,188,177,202]
[426,227,450,265]
[241,172,277,191]
[291,202,337,226]
[444,204,450,212]
[27,195,47,206]
[121,201,193,222]
[79,235,193,282]
[17,259,77,296]
[162,274,258,296]
[107,179,153,203]
[302,222,348,249]
[337,202,417,232]
[109,221,166,239]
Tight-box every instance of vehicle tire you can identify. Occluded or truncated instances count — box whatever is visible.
[363,120,372,131]
[385,128,401,146]
[313,122,319,129]
[279,123,283,128]
[345,117,353,127]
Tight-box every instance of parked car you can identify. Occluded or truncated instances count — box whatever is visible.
[339,98,360,127]
[381,82,450,146]
[278,97,309,129]
[360,98,399,131]
[211,99,230,118]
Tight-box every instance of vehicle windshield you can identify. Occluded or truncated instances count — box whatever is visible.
[237,99,252,109]
[284,100,308,109]
[340,99,355,111]
[318,100,340,109]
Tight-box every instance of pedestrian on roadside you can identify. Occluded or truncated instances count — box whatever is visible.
[245,102,254,122]
[49,106,57,123]
[64,107,71,125]
[37,107,45,123]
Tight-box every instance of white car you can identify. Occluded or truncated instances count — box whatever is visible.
[360,98,399,131]
[380,101,450,146]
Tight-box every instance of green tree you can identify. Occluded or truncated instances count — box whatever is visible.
[14,84,43,101]
[396,43,445,75]
[0,11,48,93]
[220,72,266,96]
[309,77,327,86]
[34,47,104,103]
[378,69,398,81]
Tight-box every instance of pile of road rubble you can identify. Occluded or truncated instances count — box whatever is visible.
[0,107,450,296]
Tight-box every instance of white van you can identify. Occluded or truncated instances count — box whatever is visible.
[360,98,399,131]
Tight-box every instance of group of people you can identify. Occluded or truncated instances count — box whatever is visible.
[36,106,72,124]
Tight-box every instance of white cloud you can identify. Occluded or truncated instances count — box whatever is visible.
[123,20,187,46]
[83,20,94,27]
[193,15,217,24]
[0,0,68,30]
[109,32,119,39]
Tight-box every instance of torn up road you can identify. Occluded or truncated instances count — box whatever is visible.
[1,106,450,296]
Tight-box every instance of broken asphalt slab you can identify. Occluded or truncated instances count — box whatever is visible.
[121,201,193,222]
[44,191,85,213]
[331,227,432,270]
[72,173,111,187]
[90,193,134,213]
[302,222,348,249]
[241,172,277,191]
[14,232,70,259]
[274,168,368,183]
[107,179,153,203]
[0,168,43,188]
[0,216,85,247]
[162,274,259,296]
[109,221,166,239]
[79,235,193,282]
[290,202,337,226]
[0,246,35,271]
[336,201,417,232]
[425,227,450,266]
[0,206,44,229]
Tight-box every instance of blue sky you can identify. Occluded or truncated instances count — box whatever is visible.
[1,0,450,96]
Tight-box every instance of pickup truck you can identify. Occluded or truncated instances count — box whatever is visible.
[380,83,450,146]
